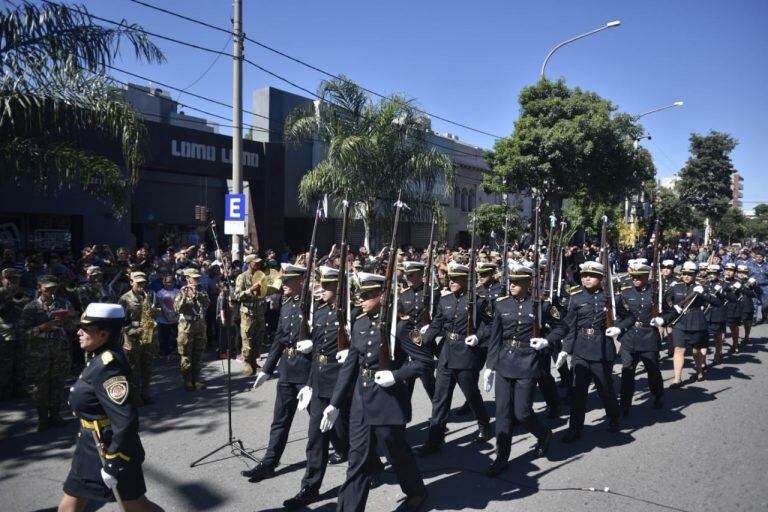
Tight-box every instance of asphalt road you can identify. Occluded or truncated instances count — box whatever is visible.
[3,325,768,512]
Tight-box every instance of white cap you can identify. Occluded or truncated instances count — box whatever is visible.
[580,261,605,276]
[509,264,534,278]
[682,261,698,273]
[477,262,498,274]
[661,259,675,268]
[318,265,339,282]
[629,263,652,275]
[402,261,425,274]
[447,262,470,276]
[80,303,125,325]
[357,272,386,290]
[281,263,307,278]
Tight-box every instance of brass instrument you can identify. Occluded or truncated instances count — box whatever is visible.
[249,269,282,298]
[140,293,157,343]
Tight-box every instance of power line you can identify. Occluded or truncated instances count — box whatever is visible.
[125,0,504,140]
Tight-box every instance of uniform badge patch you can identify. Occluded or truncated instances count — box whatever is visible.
[101,351,114,365]
[551,307,561,320]
[104,376,129,405]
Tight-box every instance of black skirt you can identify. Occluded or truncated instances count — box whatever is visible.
[63,428,146,502]
[672,328,707,348]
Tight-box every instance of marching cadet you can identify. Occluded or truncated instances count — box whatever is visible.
[119,272,159,405]
[20,275,76,431]
[58,303,164,512]
[173,268,210,391]
[398,260,437,401]
[244,263,311,483]
[235,254,267,375]
[703,265,728,366]
[722,262,745,354]
[555,261,622,442]
[664,261,722,387]
[483,263,565,477]
[660,259,677,357]
[615,262,666,415]
[319,272,432,512]
[283,266,350,509]
[416,261,492,455]
[736,264,759,347]
[0,268,29,400]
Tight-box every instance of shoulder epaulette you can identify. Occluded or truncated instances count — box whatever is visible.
[496,295,510,302]
[621,285,633,290]
[400,285,411,292]
[317,302,328,309]
[568,286,582,295]
[441,290,452,296]
[356,312,367,320]
[101,351,114,365]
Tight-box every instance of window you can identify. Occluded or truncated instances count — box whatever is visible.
[469,188,476,211]
[454,186,460,208]
[461,188,468,211]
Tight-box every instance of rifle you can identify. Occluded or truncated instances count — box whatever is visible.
[600,215,617,328]
[502,186,510,295]
[378,192,407,370]
[336,199,351,351]
[554,220,567,298]
[466,213,478,337]
[650,219,661,317]
[545,214,556,298]
[298,201,322,341]
[532,196,542,338]
[419,213,437,328]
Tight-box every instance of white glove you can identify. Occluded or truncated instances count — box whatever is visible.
[483,369,495,392]
[733,281,742,290]
[674,305,683,314]
[252,371,268,389]
[555,351,568,370]
[419,324,429,335]
[693,285,705,294]
[320,405,339,433]
[297,386,312,411]
[465,334,479,347]
[374,370,396,388]
[748,277,756,285]
[296,339,313,354]
[714,284,723,293]
[650,317,665,327]
[100,468,118,490]
[605,327,622,338]
[335,349,349,364]
[529,337,549,351]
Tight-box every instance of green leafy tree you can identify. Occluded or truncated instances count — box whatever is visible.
[469,202,523,245]
[714,207,747,245]
[562,196,623,242]
[283,77,454,249]
[677,131,738,230]
[483,79,655,212]
[746,204,768,241]
[0,1,164,216]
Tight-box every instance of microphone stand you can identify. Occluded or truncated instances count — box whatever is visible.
[190,220,259,467]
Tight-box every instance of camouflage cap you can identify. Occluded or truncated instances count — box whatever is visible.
[130,271,148,282]
[184,268,202,278]
[37,274,59,288]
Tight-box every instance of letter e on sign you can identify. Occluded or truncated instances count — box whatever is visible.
[224,194,246,235]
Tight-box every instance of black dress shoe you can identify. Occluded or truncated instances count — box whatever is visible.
[394,492,428,512]
[562,430,581,443]
[369,467,385,488]
[653,398,664,409]
[455,401,472,416]
[476,423,492,443]
[485,460,508,477]
[547,406,560,419]
[329,451,348,465]
[415,442,441,456]
[607,418,620,433]
[669,382,682,389]
[535,430,553,458]
[283,487,320,509]
[242,462,275,482]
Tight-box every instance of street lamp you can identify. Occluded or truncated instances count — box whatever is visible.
[634,101,684,120]
[540,20,621,80]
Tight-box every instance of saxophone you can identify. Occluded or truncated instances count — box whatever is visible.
[140,293,157,343]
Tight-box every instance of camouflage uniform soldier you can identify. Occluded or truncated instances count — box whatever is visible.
[0,268,31,400]
[235,255,266,375]
[174,268,210,391]
[76,266,111,310]
[118,272,159,406]
[19,275,76,431]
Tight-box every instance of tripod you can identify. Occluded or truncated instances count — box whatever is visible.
[190,220,259,467]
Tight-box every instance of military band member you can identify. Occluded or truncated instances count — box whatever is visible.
[723,262,744,354]
[283,266,350,509]
[660,259,677,357]
[615,263,666,414]
[319,272,432,512]
[703,265,728,366]
[0,268,29,400]
[555,261,622,442]
[244,263,311,483]
[77,266,112,311]
[119,272,159,405]
[173,268,210,391]
[664,261,722,387]
[484,263,564,477]
[417,262,492,455]
[20,275,76,430]
[235,254,267,375]
[736,264,759,347]
[58,303,164,512]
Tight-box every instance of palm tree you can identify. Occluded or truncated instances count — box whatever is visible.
[0,1,165,217]
[283,77,455,250]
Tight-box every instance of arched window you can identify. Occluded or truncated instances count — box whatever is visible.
[454,186,460,208]
[469,188,476,211]
[461,188,468,212]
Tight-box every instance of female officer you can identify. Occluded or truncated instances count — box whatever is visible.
[58,303,163,512]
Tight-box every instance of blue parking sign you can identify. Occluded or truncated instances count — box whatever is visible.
[224,194,246,235]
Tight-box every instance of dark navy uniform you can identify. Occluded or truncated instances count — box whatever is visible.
[422,289,492,447]
[663,282,722,347]
[723,277,745,327]
[704,278,728,339]
[330,313,432,511]
[258,294,312,469]
[398,283,437,400]
[300,300,350,493]
[487,294,565,465]
[65,346,146,501]
[615,284,664,410]
[562,287,621,435]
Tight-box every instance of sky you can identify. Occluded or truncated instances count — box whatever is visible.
[69,0,767,210]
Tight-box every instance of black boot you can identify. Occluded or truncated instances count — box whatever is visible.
[476,422,492,443]
[485,458,508,477]
[283,487,320,509]
[241,461,275,482]
[455,401,472,416]
[535,429,553,458]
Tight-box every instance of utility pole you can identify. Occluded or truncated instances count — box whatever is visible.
[231,0,243,261]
